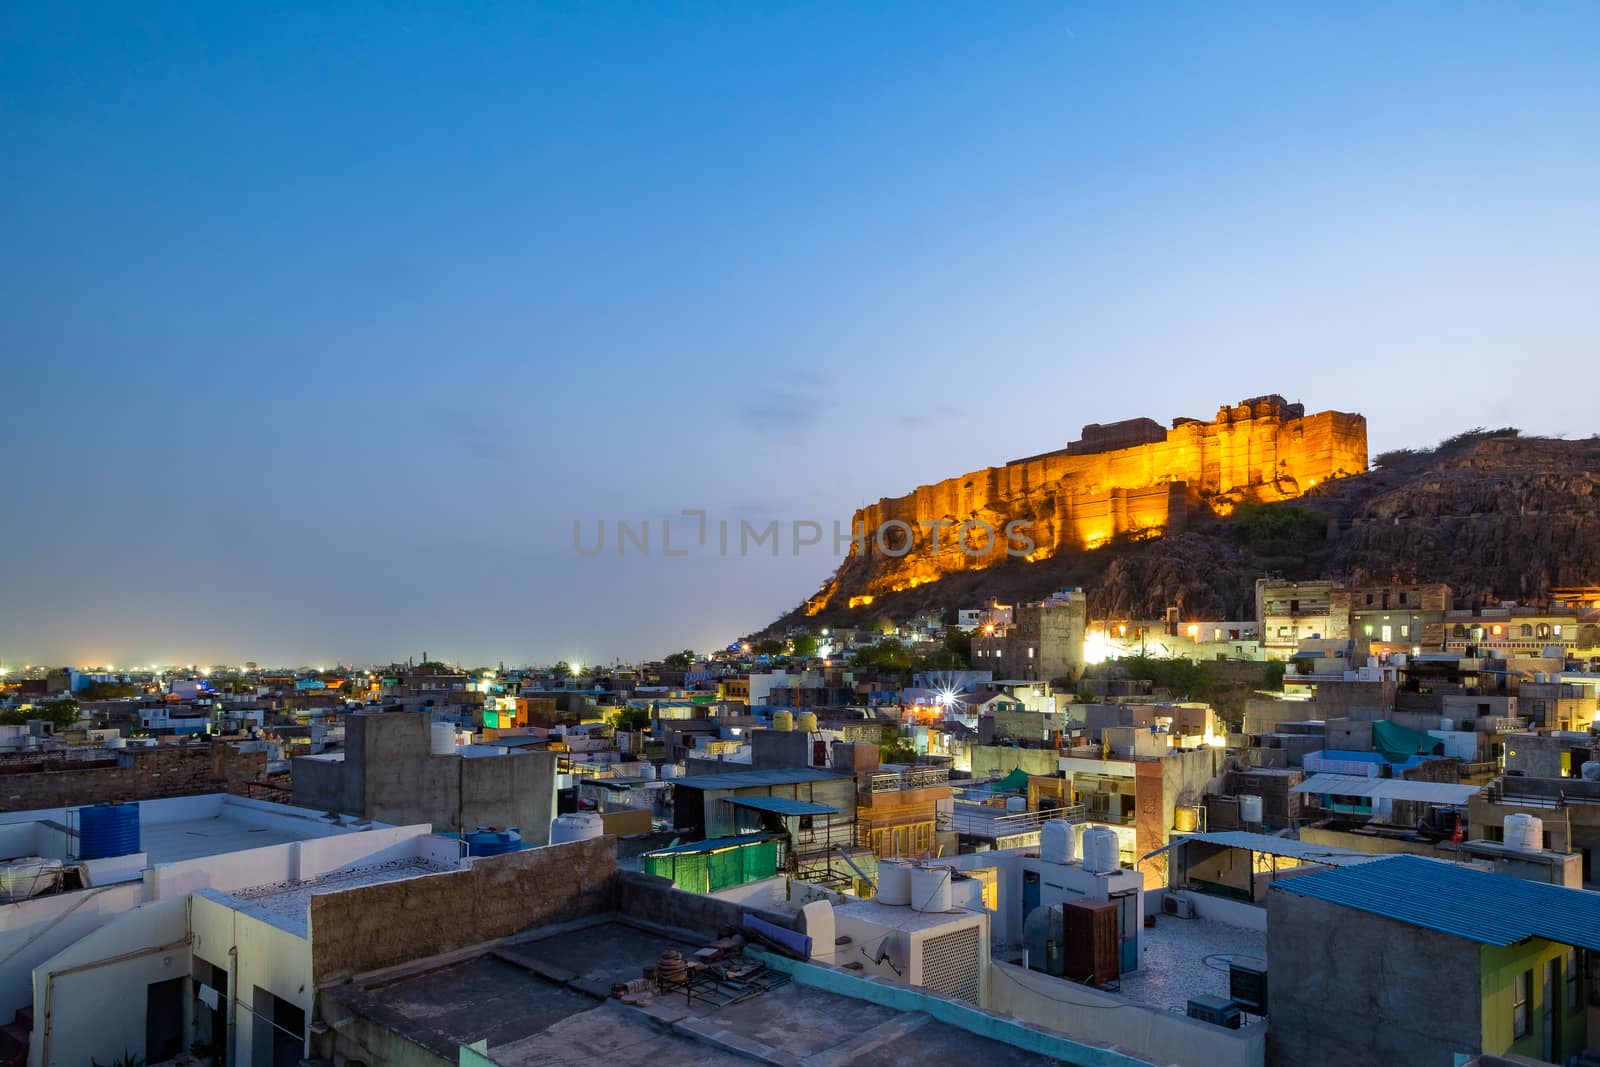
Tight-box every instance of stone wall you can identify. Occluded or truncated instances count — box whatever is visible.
[809,398,1367,611]
[309,835,620,983]
[0,743,267,812]
[1267,889,1481,1066]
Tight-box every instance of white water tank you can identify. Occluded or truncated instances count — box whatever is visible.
[550,812,604,844]
[1005,795,1028,814]
[1505,813,1544,852]
[430,722,456,756]
[661,763,683,780]
[638,763,658,780]
[910,865,952,912]
[1238,794,1264,825]
[1082,827,1120,874]
[876,861,912,905]
[1438,717,1454,733]
[947,871,984,912]
[1040,820,1076,865]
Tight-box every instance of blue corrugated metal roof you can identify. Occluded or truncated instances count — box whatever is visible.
[1271,854,1600,950]
[671,768,847,790]
[640,833,779,857]
[726,796,839,816]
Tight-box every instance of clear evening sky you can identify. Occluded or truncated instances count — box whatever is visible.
[3,4,1597,669]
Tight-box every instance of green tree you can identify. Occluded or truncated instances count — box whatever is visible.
[853,639,913,673]
[551,661,572,679]
[791,634,819,659]
[611,706,652,732]
[662,650,696,671]
[1,699,82,732]
[754,638,785,657]
[878,728,917,764]
[1263,660,1287,691]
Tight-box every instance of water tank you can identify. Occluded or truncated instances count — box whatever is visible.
[1582,762,1600,783]
[947,870,984,912]
[550,812,605,844]
[1438,717,1454,733]
[637,763,658,781]
[1082,827,1120,874]
[797,711,819,733]
[430,722,456,756]
[1040,820,1077,865]
[1505,813,1544,852]
[463,826,523,856]
[773,711,794,732]
[876,861,912,905]
[1023,904,1066,975]
[1238,794,1264,825]
[910,865,952,912]
[1005,795,1028,814]
[78,803,141,860]
[1174,806,1200,833]
[661,763,683,780]
[104,735,127,749]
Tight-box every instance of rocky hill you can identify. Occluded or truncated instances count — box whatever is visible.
[771,430,1600,631]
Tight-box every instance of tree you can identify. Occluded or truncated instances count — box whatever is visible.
[611,706,652,732]
[663,650,696,671]
[878,728,917,765]
[853,639,912,672]
[754,638,786,657]
[791,634,819,659]
[1,699,82,733]
[551,661,572,679]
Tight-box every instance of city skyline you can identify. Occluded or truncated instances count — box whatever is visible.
[5,4,1598,665]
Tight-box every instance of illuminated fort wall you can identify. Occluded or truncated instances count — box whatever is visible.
[822,397,1366,606]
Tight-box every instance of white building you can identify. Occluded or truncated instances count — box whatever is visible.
[0,795,442,1067]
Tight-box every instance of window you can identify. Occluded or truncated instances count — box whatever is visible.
[1365,594,1374,605]
[1521,624,1534,638]
[1568,948,1582,1012]
[1400,592,1409,605]
[1400,624,1410,638]
[1027,647,1034,659]
[1363,624,1374,636]
[1514,970,1531,1038]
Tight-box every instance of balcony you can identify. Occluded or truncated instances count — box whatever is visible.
[862,767,950,794]
[945,802,1086,839]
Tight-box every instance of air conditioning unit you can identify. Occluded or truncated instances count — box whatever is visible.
[1229,961,1268,1014]
[1162,894,1195,919]
[1187,996,1242,1029]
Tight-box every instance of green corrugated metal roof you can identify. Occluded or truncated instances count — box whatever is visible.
[640,833,779,857]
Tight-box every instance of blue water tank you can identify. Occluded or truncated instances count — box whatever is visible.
[463,826,522,857]
[79,803,141,860]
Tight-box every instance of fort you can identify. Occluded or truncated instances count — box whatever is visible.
[808,395,1367,612]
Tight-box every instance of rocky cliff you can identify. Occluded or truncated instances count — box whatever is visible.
[774,429,1600,631]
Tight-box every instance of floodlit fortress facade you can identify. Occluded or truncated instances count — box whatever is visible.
[813,395,1367,610]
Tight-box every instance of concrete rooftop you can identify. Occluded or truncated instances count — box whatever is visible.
[228,859,456,936]
[333,916,1080,1066]
[1117,912,1267,1015]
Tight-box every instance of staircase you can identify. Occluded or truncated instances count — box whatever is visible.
[0,1004,32,1067]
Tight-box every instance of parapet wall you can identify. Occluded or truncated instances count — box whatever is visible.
[309,834,620,982]
[0,743,267,812]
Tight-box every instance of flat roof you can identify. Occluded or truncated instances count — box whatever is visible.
[224,858,456,936]
[1291,773,1479,806]
[726,796,838,816]
[672,767,848,790]
[1112,911,1268,1015]
[1273,854,1600,950]
[1145,830,1382,867]
[641,834,779,857]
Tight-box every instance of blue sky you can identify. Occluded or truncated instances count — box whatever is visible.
[3,3,1597,668]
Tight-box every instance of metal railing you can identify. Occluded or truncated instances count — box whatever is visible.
[863,767,951,793]
[945,803,1086,838]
